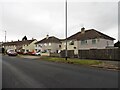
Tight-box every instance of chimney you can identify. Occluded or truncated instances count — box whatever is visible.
[46,34,49,39]
[81,27,85,34]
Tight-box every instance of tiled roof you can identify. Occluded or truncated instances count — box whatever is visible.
[2,39,36,46]
[67,29,115,40]
[35,36,61,44]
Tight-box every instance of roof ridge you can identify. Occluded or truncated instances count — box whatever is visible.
[67,29,115,40]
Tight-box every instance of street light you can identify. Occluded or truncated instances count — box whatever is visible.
[65,0,68,60]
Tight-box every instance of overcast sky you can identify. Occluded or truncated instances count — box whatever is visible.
[0,0,119,43]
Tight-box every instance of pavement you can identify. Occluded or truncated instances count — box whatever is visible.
[18,55,41,59]
[2,55,119,88]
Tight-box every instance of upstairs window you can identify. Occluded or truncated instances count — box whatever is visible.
[39,44,42,47]
[81,40,87,45]
[49,43,51,46]
[92,39,96,44]
[97,38,100,42]
[44,43,47,46]
[69,41,74,45]
[59,45,61,48]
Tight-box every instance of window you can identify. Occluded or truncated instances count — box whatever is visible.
[69,41,74,45]
[92,39,96,44]
[59,45,61,48]
[42,50,47,53]
[22,49,25,52]
[74,47,76,49]
[49,43,51,46]
[81,40,87,45]
[106,41,109,46]
[39,44,42,47]
[44,43,47,46]
[97,38,100,42]
[26,50,29,52]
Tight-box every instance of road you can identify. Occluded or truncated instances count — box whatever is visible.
[2,55,118,88]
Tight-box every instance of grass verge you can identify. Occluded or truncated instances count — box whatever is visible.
[40,56,103,66]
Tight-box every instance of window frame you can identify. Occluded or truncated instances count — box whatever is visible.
[92,39,97,44]
[69,40,74,45]
[81,40,87,45]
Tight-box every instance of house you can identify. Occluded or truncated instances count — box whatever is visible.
[2,39,37,53]
[35,35,62,53]
[61,27,115,55]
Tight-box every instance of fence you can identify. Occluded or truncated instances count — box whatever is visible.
[50,53,60,57]
[60,50,74,58]
[78,48,120,61]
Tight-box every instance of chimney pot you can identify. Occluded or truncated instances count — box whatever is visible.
[46,34,49,39]
[81,27,85,34]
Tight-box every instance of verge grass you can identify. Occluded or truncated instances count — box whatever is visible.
[40,56,102,66]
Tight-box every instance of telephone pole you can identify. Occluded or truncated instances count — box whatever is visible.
[5,30,6,42]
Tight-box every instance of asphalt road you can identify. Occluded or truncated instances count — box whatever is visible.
[2,55,119,88]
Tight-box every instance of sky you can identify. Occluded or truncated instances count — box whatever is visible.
[0,0,119,43]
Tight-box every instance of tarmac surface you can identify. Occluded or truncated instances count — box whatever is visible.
[2,55,119,88]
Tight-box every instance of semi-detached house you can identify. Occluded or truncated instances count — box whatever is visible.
[61,27,115,55]
[2,39,37,53]
[35,35,62,53]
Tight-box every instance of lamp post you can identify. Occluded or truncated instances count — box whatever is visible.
[65,0,68,60]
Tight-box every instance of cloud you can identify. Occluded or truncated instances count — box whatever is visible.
[1,1,65,41]
[0,1,118,43]
[67,2,118,42]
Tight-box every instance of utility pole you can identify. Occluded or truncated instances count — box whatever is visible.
[5,30,6,42]
[65,0,68,60]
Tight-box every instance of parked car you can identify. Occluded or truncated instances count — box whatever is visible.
[34,51,41,56]
[7,49,18,56]
[31,51,41,56]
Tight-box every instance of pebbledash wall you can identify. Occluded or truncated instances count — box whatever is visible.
[61,38,114,55]
[35,42,61,53]
[60,38,117,60]
[61,40,79,55]
[22,40,37,52]
[78,39,114,50]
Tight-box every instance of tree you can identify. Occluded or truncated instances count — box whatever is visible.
[114,41,120,48]
[22,36,27,41]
